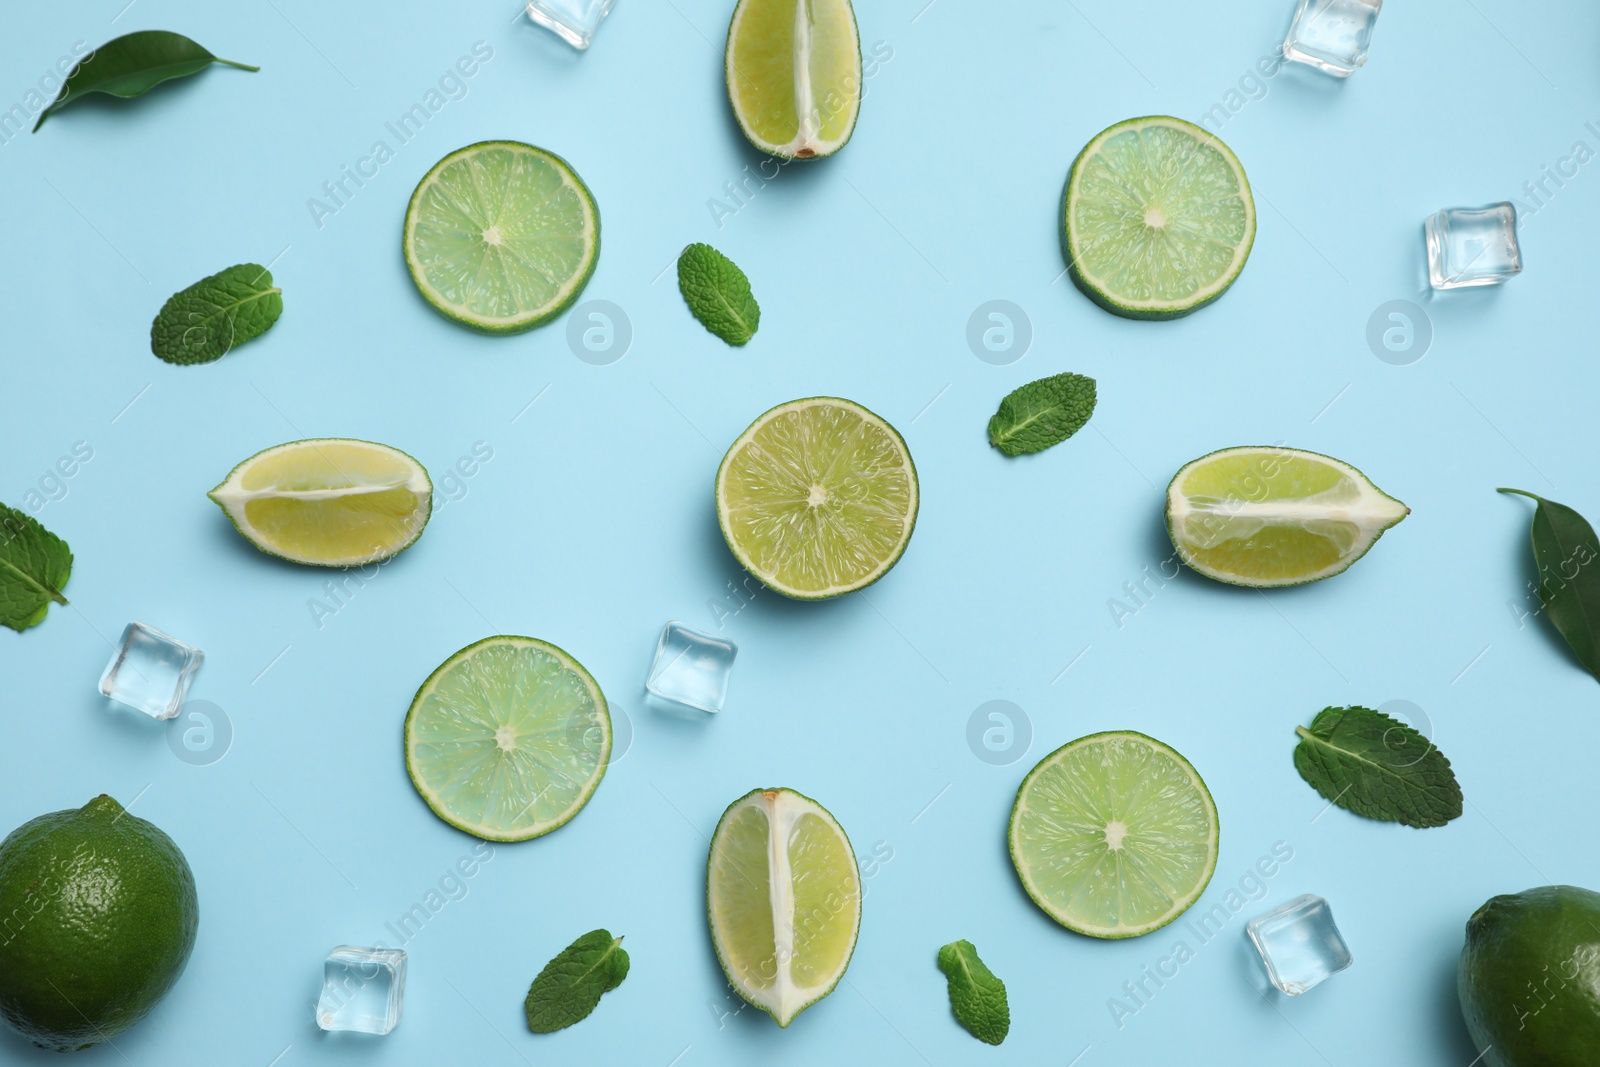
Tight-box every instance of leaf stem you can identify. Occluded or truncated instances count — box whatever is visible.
[1498,488,1540,501]
[1294,725,1313,741]
[216,59,261,72]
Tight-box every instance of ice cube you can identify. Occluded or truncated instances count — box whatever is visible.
[1425,202,1523,289]
[316,946,406,1035]
[1246,894,1354,995]
[526,0,616,50]
[1283,0,1382,77]
[98,622,204,721]
[646,622,736,713]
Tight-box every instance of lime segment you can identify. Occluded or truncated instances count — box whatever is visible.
[405,636,610,842]
[707,788,861,1026]
[726,0,862,159]
[404,141,599,333]
[716,397,918,600]
[1009,731,1219,939]
[1166,446,1409,587]
[1064,116,1255,319]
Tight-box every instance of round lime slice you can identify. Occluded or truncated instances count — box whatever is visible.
[715,397,918,600]
[707,788,861,1027]
[1166,445,1409,588]
[1009,731,1219,939]
[403,141,599,334]
[404,636,610,842]
[725,0,862,159]
[1063,116,1255,319]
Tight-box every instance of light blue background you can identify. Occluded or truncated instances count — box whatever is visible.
[2,1,1598,1063]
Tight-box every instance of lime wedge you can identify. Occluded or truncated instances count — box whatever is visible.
[725,0,862,159]
[208,438,431,567]
[707,788,861,1027]
[404,636,610,842]
[1009,731,1219,939]
[1063,116,1255,319]
[1167,446,1409,588]
[403,141,599,334]
[716,397,918,600]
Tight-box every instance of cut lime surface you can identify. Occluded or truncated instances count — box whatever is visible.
[1063,116,1255,319]
[208,438,431,568]
[726,0,862,159]
[403,141,599,334]
[707,788,861,1027]
[1009,731,1219,939]
[404,636,610,842]
[1166,446,1409,588]
[716,397,918,600]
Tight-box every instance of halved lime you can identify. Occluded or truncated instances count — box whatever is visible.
[403,141,599,334]
[1167,446,1409,588]
[208,438,431,567]
[707,788,861,1027]
[726,0,862,159]
[404,636,610,842]
[1010,731,1218,939]
[1063,116,1255,319]
[716,397,918,600]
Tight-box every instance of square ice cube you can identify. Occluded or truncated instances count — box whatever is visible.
[98,622,204,721]
[1246,894,1353,995]
[527,0,616,50]
[1283,0,1382,77]
[316,946,406,1035]
[1425,202,1522,289]
[646,622,736,713]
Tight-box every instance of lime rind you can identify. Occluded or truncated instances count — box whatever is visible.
[1009,731,1219,940]
[208,438,433,568]
[1165,445,1410,588]
[403,141,600,334]
[404,636,610,843]
[1062,116,1256,320]
[715,396,919,601]
[725,0,863,160]
[706,787,861,1027]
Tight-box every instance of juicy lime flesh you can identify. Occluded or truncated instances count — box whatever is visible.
[709,804,778,991]
[787,811,857,986]
[1012,734,1217,937]
[728,0,860,153]
[728,0,799,146]
[408,144,594,325]
[1070,120,1252,310]
[719,401,916,598]
[1169,449,1407,585]
[243,489,421,562]
[406,639,608,840]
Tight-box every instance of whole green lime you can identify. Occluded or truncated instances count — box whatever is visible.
[0,795,198,1052]
[1458,885,1600,1066]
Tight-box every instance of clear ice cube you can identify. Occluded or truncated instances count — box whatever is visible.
[1426,202,1523,289]
[98,622,204,721]
[1283,0,1382,77]
[1246,894,1353,995]
[646,622,736,713]
[316,946,406,1035]
[526,0,616,50]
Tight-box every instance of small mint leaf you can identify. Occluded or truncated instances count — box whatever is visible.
[987,372,1096,456]
[937,940,1009,1045]
[0,504,72,632]
[677,243,760,346]
[151,263,283,365]
[525,929,629,1034]
[1292,706,1462,828]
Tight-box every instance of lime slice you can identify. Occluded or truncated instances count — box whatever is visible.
[208,438,431,567]
[1009,731,1219,939]
[725,0,862,159]
[403,141,599,334]
[707,788,861,1027]
[1167,446,1409,588]
[1063,116,1255,319]
[716,397,918,600]
[404,636,610,842]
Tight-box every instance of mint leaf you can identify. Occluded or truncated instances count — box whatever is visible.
[1499,488,1600,683]
[937,940,1009,1045]
[525,929,629,1034]
[987,372,1096,456]
[151,264,283,365]
[35,31,258,133]
[677,243,759,346]
[1293,706,1462,828]
[0,505,72,632]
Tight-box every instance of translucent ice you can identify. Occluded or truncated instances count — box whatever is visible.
[526,0,616,50]
[316,946,406,1035]
[646,622,736,713]
[1246,894,1353,995]
[98,622,203,721]
[1283,0,1382,77]
[1426,202,1522,289]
